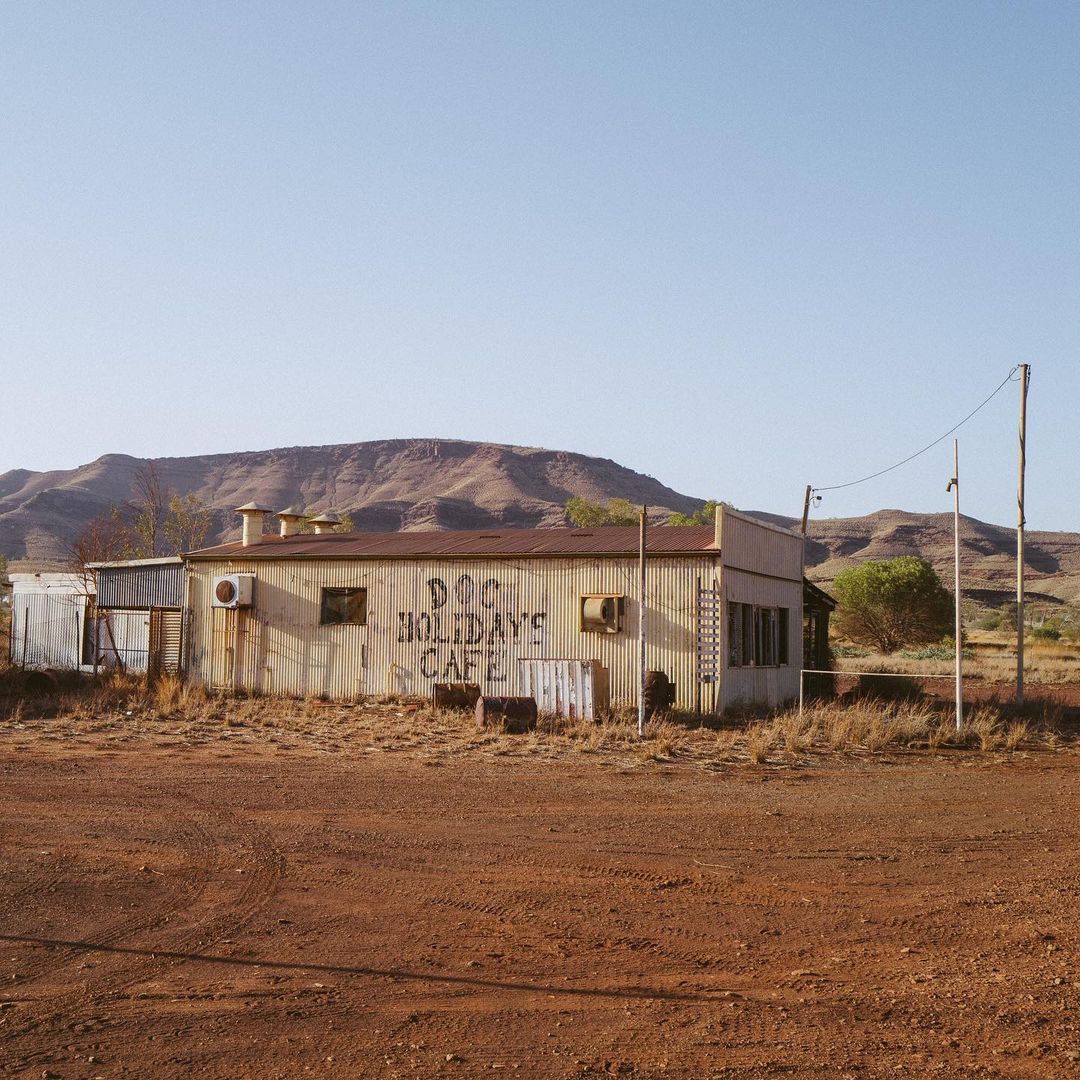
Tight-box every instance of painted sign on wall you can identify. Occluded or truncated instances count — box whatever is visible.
[396,574,547,683]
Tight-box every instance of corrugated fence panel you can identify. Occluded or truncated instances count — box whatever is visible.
[10,591,86,670]
[187,555,718,708]
[96,609,152,672]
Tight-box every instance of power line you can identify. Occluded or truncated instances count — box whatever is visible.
[813,366,1019,495]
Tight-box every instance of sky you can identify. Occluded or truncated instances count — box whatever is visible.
[1,1,1078,530]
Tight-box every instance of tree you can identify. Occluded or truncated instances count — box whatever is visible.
[162,493,213,553]
[69,509,138,590]
[668,500,732,525]
[832,556,953,654]
[130,462,169,558]
[565,496,639,527]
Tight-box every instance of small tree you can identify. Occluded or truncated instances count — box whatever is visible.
[832,556,953,654]
[69,510,138,591]
[668,500,732,525]
[162,493,213,553]
[130,462,169,558]
[565,496,639,527]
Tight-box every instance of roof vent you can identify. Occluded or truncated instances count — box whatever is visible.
[277,505,305,538]
[308,512,342,535]
[235,503,271,547]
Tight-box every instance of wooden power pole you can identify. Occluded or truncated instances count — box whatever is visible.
[800,485,812,534]
[1016,364,1030,706]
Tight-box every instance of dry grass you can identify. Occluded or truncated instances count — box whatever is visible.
[0,665,1073,766]
[835,639,1080,686]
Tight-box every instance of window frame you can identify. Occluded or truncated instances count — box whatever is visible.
[727,601,791,668]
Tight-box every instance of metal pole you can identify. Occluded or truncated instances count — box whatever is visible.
[800,485,812,535]
[949,440,963,731]
[1016,364,1029,706]
[638,507,647,738]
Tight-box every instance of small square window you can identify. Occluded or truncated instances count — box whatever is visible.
[320,587,367,625]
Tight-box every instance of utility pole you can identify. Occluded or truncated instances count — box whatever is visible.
[947,440,963,732]
[1016,364,1030,706]
[800,484,813,535]
[638,507,648,738]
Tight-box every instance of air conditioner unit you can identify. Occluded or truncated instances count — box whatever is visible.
[580,594,625,633]
[212,573,255,609]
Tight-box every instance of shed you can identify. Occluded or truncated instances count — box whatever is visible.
[8,573,95,672]
[88,557,186,676]
[182,506,806,712]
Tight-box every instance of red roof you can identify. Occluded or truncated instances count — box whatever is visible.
[186,525,718,559]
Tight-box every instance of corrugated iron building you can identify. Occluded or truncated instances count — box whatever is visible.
[183,507,804,711]
[89,558,186,675]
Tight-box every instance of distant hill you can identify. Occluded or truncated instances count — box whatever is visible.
[1,439,1076,608]
[790,509,1079,608]
[0,439,699,565]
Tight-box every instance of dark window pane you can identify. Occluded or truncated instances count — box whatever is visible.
[320,588,367,625]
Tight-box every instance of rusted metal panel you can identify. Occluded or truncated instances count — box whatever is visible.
[187,526,717,560]
[94,559,184,610]
[185,554,717,708]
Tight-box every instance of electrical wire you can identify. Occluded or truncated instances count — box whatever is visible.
[813,366,1020,495]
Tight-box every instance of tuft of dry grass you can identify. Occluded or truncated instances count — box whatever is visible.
[1004,720,1030,751]
[746,722,774,763]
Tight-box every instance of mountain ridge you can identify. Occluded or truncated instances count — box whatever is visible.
[2,439,1077,607]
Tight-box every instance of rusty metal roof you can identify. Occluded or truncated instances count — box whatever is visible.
[186,525,718,560]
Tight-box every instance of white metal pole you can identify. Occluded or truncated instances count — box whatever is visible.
[638,507,647,738]
[950,440,963,731]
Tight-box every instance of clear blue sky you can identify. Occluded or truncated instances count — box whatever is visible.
[2,2,1077,529]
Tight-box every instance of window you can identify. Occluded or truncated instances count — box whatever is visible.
[320,587,367,625]
[727,602,790,667]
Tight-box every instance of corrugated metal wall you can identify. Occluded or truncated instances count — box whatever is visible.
[718,509,804,709]
[186,555,719,707]
[9,590,88,670]
[718,508,804,580]
[96,562,185,609]
[94,609,152,672]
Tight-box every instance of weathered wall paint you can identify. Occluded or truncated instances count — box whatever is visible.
[185,555,720,708]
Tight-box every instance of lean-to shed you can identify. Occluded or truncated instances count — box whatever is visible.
[183,505,805,712]
[89,557,186,675]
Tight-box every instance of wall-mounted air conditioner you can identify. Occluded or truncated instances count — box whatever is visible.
[212,573,255,609]
[580,594,625,633]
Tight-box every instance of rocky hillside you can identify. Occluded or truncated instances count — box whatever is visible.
[0,439,699,565]
[2,440,1076,607]
[791,510,1079,607]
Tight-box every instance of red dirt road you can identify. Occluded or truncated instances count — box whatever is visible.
[2,736,1079,1078]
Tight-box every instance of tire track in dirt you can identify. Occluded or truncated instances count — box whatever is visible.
[2,816,218,987]
[1,807,287,1073]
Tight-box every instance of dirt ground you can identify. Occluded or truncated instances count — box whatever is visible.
[1,717,1079,1079]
